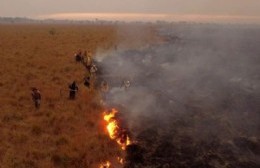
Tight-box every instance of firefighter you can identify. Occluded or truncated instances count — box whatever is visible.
[84,76,91,88]
[100,81,109,93]
[90,64,98,77]
[83,51,93,73]
[31,87,41,109]
[74,50,82,62]
[68,81,79,99]
[121,79,131,90]
[81,50,87,63]
[86,51,92,67]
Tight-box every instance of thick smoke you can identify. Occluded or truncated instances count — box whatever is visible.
[97,23,260,168]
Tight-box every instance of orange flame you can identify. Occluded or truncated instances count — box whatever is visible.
[117,156,124,165]
[103,108,131,150]
[99,161,111,168]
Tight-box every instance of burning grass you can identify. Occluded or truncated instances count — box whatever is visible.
[97,24,260,168]
[99,161,111,168]
[103,108,131,150]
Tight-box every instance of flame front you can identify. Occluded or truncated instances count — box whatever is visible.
[103,108,131,150]
[104,108,117,122]
[107,120,119,139]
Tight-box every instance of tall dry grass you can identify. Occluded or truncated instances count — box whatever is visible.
[0,24,116,168]
[0,23,158,168]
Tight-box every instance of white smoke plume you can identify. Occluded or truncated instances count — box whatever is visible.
[97,23,260,167]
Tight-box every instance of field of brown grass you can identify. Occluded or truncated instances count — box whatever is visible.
[0,23,158,168]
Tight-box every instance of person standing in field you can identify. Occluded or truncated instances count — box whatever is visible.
[83,51,93,73]
[75,50,83,62]
[31,87,41,109]
[90,64,98,77]
[121,79,131,90]
[84,76,91,88]
[69,81,79,99]
[82,50,91,62]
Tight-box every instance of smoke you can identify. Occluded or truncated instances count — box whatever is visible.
[97,23,260,167]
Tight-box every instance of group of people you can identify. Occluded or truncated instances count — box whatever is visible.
[74,50,98,76]
[69,49,99,100]
[31,49,131,109]
[30,49,96,109]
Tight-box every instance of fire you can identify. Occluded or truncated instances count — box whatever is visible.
[117,157,124,164]
[107,120,119,139]
[104,108,117,122]
[101,108,131,167]
[99,161,111,168]
[103,108,131,150]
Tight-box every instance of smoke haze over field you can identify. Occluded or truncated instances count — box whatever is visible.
[1,1,260,24]
[97,23,260,167]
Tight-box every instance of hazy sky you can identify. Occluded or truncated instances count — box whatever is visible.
[0,0,260,23]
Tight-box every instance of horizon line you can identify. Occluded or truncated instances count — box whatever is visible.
[37,12,260,24]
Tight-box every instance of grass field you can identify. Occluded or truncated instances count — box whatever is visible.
[0,23,158,168]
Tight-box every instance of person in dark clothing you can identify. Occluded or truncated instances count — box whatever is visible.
[31,87,41,109]
[75,50,82,62]
[84,76,91,88]
[69,81,79,99]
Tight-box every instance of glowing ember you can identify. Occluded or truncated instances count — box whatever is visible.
[117,157,124,164]
[103,108,131,150]
[99,161,111,168]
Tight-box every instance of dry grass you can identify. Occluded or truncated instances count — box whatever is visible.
[0,23,158,168]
